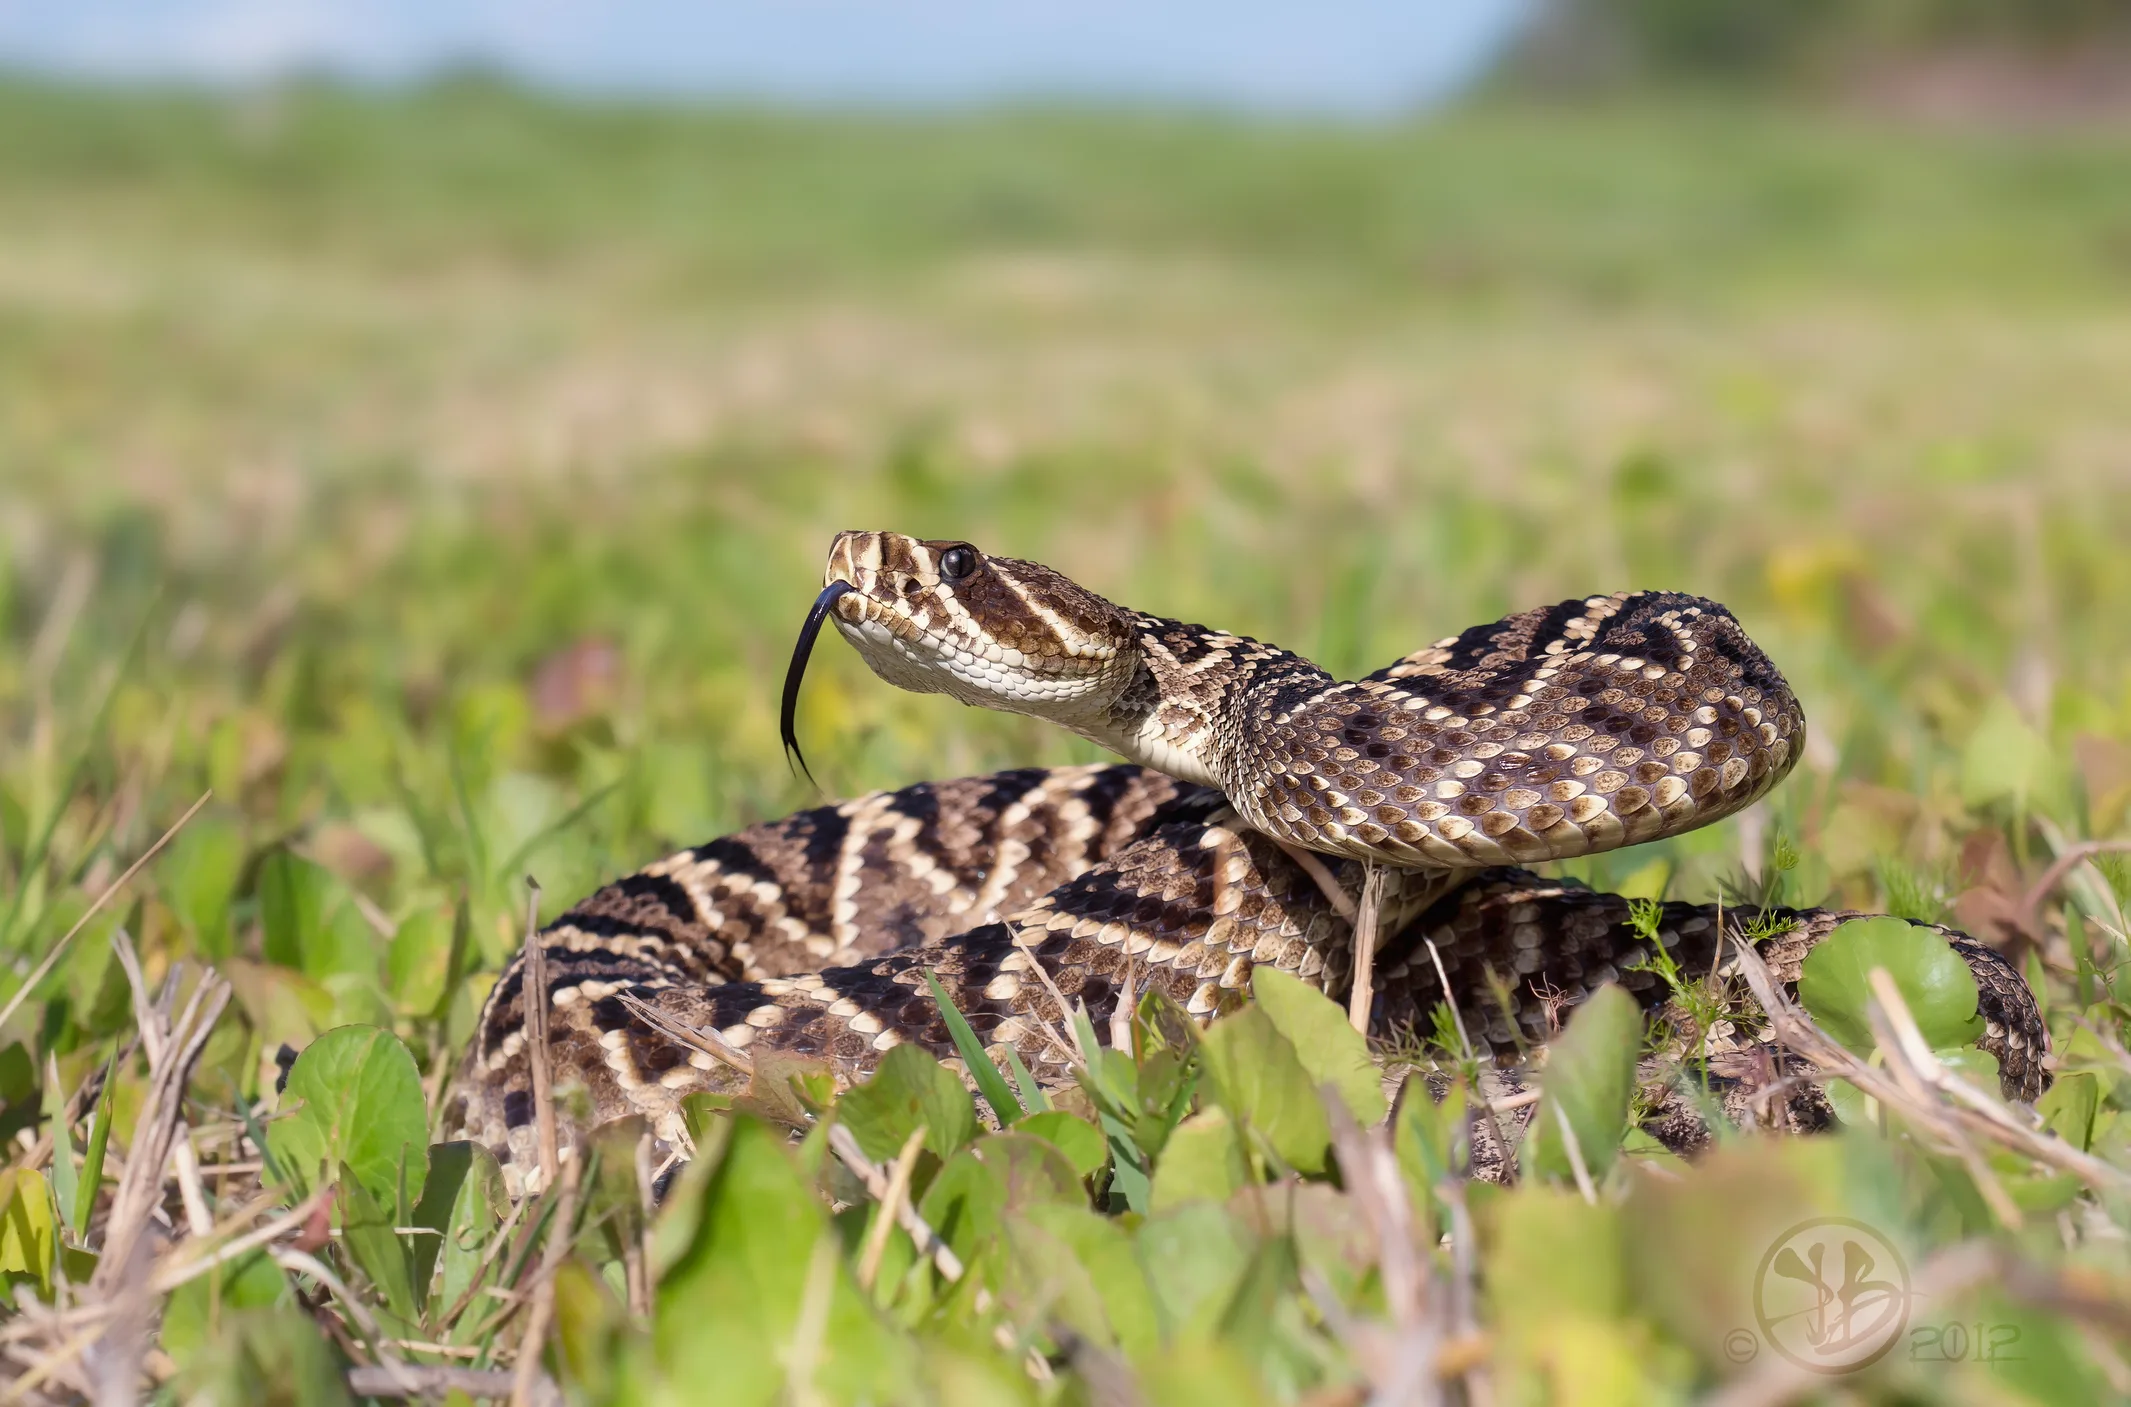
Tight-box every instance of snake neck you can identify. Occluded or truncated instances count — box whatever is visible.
[1074,615,1333,805]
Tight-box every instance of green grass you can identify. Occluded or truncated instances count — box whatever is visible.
[2,78,2130,1402]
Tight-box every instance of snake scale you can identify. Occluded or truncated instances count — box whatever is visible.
[452,532,2048,1191]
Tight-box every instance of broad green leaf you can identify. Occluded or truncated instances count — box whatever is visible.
[1964,1292,2114,1407]
[161,812,246,961]
[1504,1317,1666,1407]
[973,1131,1086,1209]
[735,1049,835,1131]
[919,1132,1083,1271]
[681,1091,735,1145]
[1487,1187,1626,1331]
[1150,1109,1250,1211]
[1274,1182,1379,1307]
[1132,1337,1274,1407]
[552,1258,624,1398]
[1798,916,1984,1058]
[1214,1235,1317,1398]
[430,1142,508,1338]
[1523,984,1639,1186]
[1016,1110,1108,1179]
[2038,1071,2100,1152]
[406,1141,485,1317]
[266,1024,428,1206]
[258,849,329,972]
[336,1163,418,1329]
[835,1043,977,1163]
[0,1044,35,1145]
[1251,967,1387,1125]
[1395,1075,1466,1238]
[172,1305,353,1407]
[1013,1202,1160,1357]
[1199,1006,1330,1175]
[996,1208,1118,1348]
[0,1169,57,1296]
[655,1116,913,1405]
[1135,1203,1257,1344]
[1623,1139,1855,1361]
[1961,697,2057,811]
[1129,1046,1201,1162]
[162,1250,288,1362]
[321,973,395,1031]
[384,905,454,1016]
[1938,1046,2001,1095]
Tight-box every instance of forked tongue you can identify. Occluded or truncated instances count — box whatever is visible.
[781,581,855,787]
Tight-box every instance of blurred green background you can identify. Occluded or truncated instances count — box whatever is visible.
[3,4,2131,1093]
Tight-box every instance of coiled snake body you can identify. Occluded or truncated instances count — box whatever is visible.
[453,533,2047,1190]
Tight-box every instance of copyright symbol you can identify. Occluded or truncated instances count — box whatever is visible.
[1724,1329,1760,1364]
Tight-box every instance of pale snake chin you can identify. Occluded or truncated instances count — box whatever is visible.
[451,535,2043,1194]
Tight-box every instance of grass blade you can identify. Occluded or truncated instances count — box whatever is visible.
[495,779,623,881]
[920,968,1024,1126]
[1004,1047,1051,1115]
[43,1054,78,1229]
[71,1053,117,1236]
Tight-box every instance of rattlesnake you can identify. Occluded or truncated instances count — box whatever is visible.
[452,533,2047,1190]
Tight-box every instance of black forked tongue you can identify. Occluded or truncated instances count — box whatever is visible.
[781,580,855,788]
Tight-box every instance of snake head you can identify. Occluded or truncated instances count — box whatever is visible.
[784,532,1142,769]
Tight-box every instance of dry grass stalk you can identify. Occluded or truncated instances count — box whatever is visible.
[1271,837,1356,919]
[93,942,231,1293]
[1108,942,1139,1055]
[1550,1102,1599,1207]
[272,1244,429,1397]
[856,1127,927,1292]
[625,1130,655,1317]
[511,1151,582,1407]
[1324,1090,1423,1322]
[824,1123,1050,1378]
[149,1187,333,1295]
[1424,939,1472,1060]
[2020,838,2131,938]
[1347,863,1387,1035]
[615,992,756,1077]
[0,790,211,1034]
[348,1365,556,1402]
[1728,936,2131,1193]
[1488,1088,1542,1116]
[781,1235,840,1407]
[1860,968,2023,1229]
[520,877,560,1193]
[1016,946,1087,1066]
[169,1126,214,1237]
[827,1124,964,1283]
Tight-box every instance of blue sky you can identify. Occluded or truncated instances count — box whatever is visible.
[0,1,1532,114]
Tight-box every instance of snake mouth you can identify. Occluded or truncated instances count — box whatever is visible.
[781,580,855,786]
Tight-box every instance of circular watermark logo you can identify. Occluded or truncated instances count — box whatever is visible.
[1751,1218,1911,1373]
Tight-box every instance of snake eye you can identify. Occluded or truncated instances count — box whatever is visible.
[938,545,979,581]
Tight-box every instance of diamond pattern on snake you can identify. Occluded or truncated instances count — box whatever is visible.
[451,531,2046,1193]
